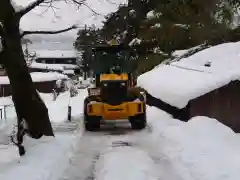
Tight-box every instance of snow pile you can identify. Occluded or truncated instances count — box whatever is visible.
[148,107,240,180]
[138,41,240,108]
[95,146,158,180]
[0,134,80,180]
[42,89,87,123]
[0,89,86,180]
[70,89,88,118]
[46,91,70,123]
[146,10,155,19]
[151,23,161,29]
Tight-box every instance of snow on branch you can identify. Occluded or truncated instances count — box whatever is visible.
[20,25,77,38]
[71,0,103,16]
[17,0,45,17]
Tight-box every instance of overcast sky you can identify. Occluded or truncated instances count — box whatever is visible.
[15,0,127,38]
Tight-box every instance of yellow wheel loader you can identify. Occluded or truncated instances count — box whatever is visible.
[83,45,146,131]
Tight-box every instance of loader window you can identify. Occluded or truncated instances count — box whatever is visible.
[101,80,127,105]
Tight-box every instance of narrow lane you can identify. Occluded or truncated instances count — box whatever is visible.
[59,122,180,180]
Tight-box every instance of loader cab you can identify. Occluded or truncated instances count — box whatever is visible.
[87,45,136,101]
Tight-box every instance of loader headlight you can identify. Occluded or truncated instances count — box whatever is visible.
[88,105,93,113]
[89,88,100,96]
[121,82,126,86]
[138,104,142,112]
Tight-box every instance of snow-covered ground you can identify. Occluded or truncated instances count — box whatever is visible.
[147,106,240,180]
[0,89,87,180]
[95,146,158,180]
[0,134,80,180]
[1,91,240,180]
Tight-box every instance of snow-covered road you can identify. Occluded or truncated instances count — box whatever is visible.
[59,122,181,180]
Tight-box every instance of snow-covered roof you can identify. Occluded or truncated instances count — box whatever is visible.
[138,41,240,109]
[63,69,75,75]
[57,64,79,70]
[30,62,64,71]
[35,50,77,58]
[146,10,154,19]
[31,72,68,82]
[0,72,67,85]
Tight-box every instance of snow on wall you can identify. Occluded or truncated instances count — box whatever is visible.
[35,50,77,58]
[0,72,68,85]
[138,41,240,108]
[57,64,79,70]
[30,62,64,71]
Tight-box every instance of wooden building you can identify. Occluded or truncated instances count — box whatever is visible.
[138,42,240,133]
[188,80,240,132]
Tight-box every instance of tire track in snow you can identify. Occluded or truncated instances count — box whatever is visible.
[59,122,180,180]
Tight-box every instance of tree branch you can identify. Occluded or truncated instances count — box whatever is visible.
[71,0,103,16]
[0,24,3,37]
[21,25,77,38]
[17,0,46,17]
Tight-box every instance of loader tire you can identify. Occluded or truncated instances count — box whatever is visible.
[130,113,147,130]
[85,117,100,131]
[84,97,101,131]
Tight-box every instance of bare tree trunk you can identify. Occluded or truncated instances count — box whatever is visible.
[0,8,54,139]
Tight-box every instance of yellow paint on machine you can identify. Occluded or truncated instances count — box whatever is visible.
[100,73,128,81]
[87,102,144,120]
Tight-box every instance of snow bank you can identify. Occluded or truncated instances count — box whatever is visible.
[138,41,240,108]
[70,89,88,118]
[44,89,87,123]
[0,134,80,180]
[0,90,86,180]
[47,91,70,123]
[146,10,154,19]
[95,146,158,180]
[149,107,240,180]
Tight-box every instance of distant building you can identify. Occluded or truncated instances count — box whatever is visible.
[29,50,81,74]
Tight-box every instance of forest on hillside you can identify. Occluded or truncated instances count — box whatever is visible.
[74,0,240,75]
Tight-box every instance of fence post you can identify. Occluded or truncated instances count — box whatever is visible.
[68,106,71,122]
